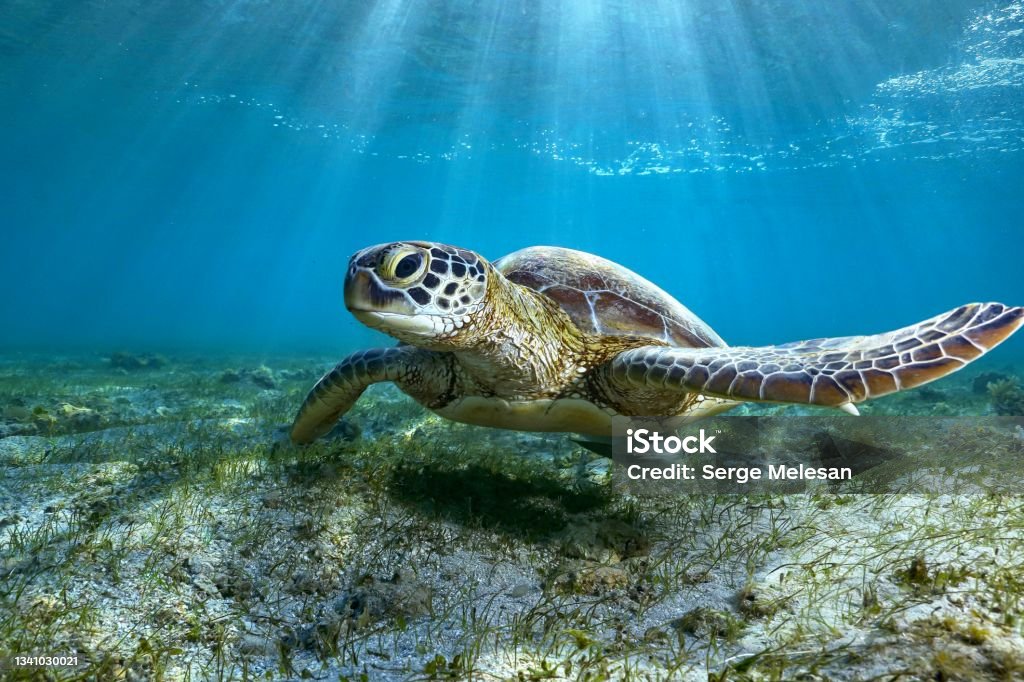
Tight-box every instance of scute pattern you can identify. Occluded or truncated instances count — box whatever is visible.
[417,243,483,316]
[494,246,724,349]
[608,303,1024,406]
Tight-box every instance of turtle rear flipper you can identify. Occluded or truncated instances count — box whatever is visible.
[607,303,1024,408]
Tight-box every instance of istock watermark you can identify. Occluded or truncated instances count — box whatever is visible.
[611,416,1024,495]
[625,427,718,454]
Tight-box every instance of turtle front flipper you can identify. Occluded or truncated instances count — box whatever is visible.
[291,347,419,444]
[606,302,1023,410]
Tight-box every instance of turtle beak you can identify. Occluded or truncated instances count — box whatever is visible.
[343,269,374,311]
[344,262,417,316]
[344,265,440,340]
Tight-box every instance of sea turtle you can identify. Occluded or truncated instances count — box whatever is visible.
[290,241,1023,443]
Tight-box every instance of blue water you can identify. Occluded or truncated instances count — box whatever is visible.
[2,0,1023,358]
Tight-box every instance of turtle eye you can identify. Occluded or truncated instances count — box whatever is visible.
[380,248,426,282]
[395,254,421,279]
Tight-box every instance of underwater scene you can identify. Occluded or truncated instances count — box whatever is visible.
[3,0,1024,679]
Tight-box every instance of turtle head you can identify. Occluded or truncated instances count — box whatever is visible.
[344,241,491,347]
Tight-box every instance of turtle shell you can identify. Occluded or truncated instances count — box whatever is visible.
[493,246,725,348]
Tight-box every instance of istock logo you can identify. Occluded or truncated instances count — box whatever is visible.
[626,428,717,455]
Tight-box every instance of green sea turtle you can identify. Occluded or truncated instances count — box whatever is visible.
[290,241,1023,443]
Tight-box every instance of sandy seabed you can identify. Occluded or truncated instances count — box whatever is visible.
[1,352,1023,680]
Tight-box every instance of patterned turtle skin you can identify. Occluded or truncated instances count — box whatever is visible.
[290,241,1024,443]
